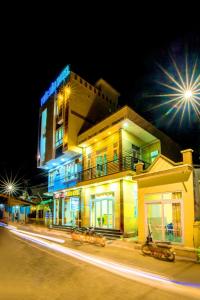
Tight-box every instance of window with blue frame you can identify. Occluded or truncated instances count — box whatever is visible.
[56,126,64,148]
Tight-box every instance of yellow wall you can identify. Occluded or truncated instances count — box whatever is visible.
[123,180,138,235]
[83,132,119,169]
[138,171,195,247]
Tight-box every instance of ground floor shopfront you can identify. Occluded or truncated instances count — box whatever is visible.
[53,178,138,236]
[53,189,81,227]
[52,155,196,248]
[135,155,195,248]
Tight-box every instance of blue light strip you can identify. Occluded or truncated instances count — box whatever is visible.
[41,65,70,106]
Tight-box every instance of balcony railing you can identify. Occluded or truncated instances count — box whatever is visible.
[77,156,150,182]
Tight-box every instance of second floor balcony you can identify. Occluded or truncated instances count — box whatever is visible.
[77,156,150,182]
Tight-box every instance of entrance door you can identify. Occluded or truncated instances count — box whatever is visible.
[146,201,182,242]
[146,203,162,240]
[94,198,113,228]
[96,153,107,177]
[62,197,79,226]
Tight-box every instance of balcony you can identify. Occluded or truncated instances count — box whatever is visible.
[77,156,150,182]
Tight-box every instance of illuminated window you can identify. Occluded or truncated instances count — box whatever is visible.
[151,150,159,162]
[56,126,63,147]
[40,108,47,162]
[65,162,76,181]
[49,171,55,187]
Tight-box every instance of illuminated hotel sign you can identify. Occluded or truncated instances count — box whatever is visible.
[41,65,70,106]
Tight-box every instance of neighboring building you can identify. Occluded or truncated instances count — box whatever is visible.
[37,65,198,248]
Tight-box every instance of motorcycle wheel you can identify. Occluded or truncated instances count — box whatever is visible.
[141,244,151,255]
[165,249,175,262]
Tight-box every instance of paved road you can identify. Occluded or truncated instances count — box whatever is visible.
[0,227,199,300]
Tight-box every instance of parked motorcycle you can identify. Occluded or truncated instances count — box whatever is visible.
[141,228,175,262]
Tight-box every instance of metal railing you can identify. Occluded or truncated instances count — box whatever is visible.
[77,156,150,182]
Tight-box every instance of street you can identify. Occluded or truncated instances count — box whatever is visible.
[0,226,200,300]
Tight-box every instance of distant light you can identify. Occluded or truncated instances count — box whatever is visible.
[108,132,111,135]
[94,139,98,142]
[82,144,86,148]
[65,87,71,97]
[8,184,14,191]
[184,90,193,100]
[123,122,128,127]
[61,158,66,162]
[58,94,63,101]
[52,163,57,166]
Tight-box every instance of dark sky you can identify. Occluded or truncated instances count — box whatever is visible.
[0,15,200,186]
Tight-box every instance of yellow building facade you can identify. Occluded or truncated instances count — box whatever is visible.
[38,65,199,248]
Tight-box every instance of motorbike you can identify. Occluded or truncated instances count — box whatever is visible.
[141,227,175,262]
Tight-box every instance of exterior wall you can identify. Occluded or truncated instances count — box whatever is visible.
[122,130,144,157]
[83,132,119,169]
[138,171,195,247]
[81,181,121,229]
[68,73,117,152]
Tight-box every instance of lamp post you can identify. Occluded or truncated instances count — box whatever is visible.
[0,179,20,223]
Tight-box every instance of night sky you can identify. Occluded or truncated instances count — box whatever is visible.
[0,18,200,187]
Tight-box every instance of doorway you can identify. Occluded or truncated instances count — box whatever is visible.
[91,194,114,228]
[145,201,182,243]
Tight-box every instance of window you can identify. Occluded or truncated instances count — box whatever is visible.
[65,162,76,181]
[40,109,47,162]
[56,126,63,147]
[113,149,118,162]
[49,171,55,187]
[132,144,140,160]
[85,82,88,87]
[151,150,159,162]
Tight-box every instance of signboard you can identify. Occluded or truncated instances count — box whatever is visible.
[66,189,80,197]
[41,65,70,106]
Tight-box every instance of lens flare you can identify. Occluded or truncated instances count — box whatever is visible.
[149,55,200,126]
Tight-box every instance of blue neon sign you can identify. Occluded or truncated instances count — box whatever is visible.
[41,65,70,106]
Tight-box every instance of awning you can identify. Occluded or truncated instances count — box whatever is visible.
[0,194,37,207]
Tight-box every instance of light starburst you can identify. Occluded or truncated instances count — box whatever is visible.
[150,54,200,126]
[0,173,23,196]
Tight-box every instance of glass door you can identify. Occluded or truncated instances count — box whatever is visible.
[54,199,59,225]
[164,203,182,243]
[96,153,107,177]
[147,203,162,240]
[94,198,114,228]
[146,201,182,242]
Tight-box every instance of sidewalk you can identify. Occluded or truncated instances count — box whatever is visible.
[7,221,199,262]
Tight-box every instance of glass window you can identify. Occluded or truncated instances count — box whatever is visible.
[40,109,47,162]
[145,193,162,201]
[55,126,63,147]
[49,171,55,187]
[113,149,118,162]
[151,150,159,162]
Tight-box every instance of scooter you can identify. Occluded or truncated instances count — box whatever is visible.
[141,227,175,262]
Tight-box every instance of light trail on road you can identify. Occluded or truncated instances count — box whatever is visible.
[0,223,199,299]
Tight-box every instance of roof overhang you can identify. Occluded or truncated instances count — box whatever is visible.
[133,165,192,188]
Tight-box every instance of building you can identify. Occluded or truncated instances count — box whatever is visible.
[37,65,199,247]
[38,65,120,227]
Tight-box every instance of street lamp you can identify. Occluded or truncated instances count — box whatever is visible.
[0,175,22,223]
